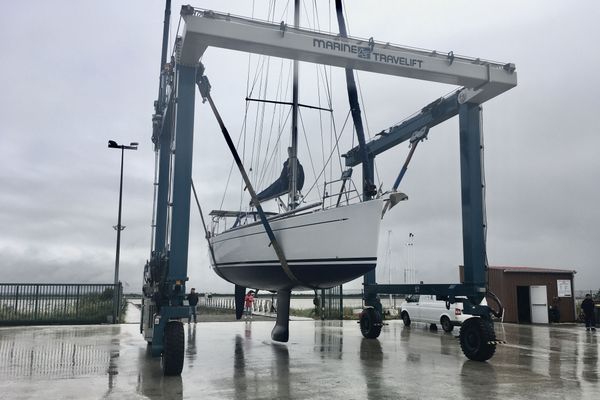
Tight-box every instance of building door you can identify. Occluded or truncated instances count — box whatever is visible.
[517,286,531,323]
[530,285,549,324]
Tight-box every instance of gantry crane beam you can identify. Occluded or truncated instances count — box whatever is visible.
[179,7,516,104]
[144,5,519,372]
[344,91,461,167]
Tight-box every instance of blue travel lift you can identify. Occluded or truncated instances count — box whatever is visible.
[140,0,191,375]
[346,91,505,361]
[334,0,504,362]
[141,2,517,375]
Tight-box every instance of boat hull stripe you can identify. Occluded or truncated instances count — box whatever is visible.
[215,257,377,267]
[210,217,348,245]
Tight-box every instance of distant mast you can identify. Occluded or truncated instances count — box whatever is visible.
[288,0,300,210]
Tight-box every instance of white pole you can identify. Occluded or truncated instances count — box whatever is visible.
[387,230,393,308]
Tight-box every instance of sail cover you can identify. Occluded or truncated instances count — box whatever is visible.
[253,159,304,205]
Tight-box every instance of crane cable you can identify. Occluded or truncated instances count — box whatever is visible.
[190,179,228,281]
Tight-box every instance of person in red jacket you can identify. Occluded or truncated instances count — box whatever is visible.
[244,291,255,320]
[581,294,596,331]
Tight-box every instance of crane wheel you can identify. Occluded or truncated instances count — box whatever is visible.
[401,311,411,327]
[162,321,184,375]
[459,317,496,362]
[441,316,454,333]
[359,308,382,339]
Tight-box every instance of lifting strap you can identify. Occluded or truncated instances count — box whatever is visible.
[195,63,305,289]
[191,179,228,281]
[335,0,377,200]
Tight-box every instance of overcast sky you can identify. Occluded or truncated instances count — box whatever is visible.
[1,1,599,294]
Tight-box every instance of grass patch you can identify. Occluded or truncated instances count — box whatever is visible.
[198,306,235,315]
[0,289,126,324]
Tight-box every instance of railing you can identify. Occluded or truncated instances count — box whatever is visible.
[201,293,346,319]
[321,286,343,320]
[201,296,276,314]
[0,283,122,325]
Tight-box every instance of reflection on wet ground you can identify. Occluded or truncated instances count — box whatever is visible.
[0,321,598,399]
[0,325,120,379]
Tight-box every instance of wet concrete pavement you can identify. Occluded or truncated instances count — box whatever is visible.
[0,320,598,399]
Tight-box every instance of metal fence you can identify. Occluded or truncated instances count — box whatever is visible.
[201,290,345,319]
[0,283,121,325]
[321,286,343,320]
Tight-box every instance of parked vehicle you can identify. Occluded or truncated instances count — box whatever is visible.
[400,294,474,332]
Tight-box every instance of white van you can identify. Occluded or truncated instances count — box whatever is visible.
[399,294,474,332]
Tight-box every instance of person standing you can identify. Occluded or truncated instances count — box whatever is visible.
[581,294,596,331]
[187,288,199,323]
[244,291,255,320]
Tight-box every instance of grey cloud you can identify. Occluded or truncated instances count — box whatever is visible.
[1,0,599,294]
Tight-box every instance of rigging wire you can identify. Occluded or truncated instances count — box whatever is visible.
[302,109,352,200]
[236,0,257,211]
[328,0,334,188]
[222,26,273,212]
[218,99,252,211]
[278,0,291,23]
[223,0,351,211]
[245,1,291,198]
[312,0,322,29]
[355,72,382,187]
[252,56,273,186]
[255,59,292,189]
[246,56,271,207]
[248,59,263,184]
[257,106,293,187]
[218,56,271,211]
[298,109,320,198]
[257,59,289,189]
[315,65,326,170]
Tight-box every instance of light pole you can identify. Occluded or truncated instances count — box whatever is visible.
[108,140,138,323]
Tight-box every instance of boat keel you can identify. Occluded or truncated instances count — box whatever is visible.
[234,285,246,320]
[271,289,291,342]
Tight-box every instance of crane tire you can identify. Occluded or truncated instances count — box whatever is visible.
[360,308,383,339]
[459,317,496,362]
[162,321,185,376]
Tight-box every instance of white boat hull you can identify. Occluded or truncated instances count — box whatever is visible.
[209,199,383,290]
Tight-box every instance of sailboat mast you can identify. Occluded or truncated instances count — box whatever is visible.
[288,0,300,210]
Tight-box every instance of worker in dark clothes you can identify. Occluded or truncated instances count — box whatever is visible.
[581,294,596,331]
[187,288,200,323]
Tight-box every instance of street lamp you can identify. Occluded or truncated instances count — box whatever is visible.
[108,140,138,323]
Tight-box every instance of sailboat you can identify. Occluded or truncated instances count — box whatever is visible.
[209,195,383,291]
[200,2,387,292]
[190,0,406,342]
[144,0,515,374]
